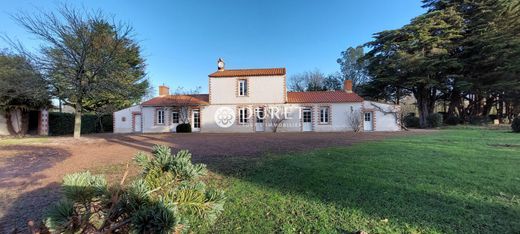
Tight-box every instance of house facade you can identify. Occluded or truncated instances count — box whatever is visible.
[113,59,401,133]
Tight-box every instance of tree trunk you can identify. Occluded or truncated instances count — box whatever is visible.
[481,94,495,117]
[98,115,105,133]
[448,90,461,117]
[415,87,432,128]
[74,104,82,139]
[7,109,24,136]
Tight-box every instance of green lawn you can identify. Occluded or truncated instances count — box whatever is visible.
[208,129,520,233]
[0,137,49,146]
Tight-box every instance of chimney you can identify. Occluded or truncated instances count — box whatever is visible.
[158,85,170,96]
[344,80,353,93]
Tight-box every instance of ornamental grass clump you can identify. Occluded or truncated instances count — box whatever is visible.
[44,145,225,233]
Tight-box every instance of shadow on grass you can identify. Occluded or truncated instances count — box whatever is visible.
[205,140,520,233]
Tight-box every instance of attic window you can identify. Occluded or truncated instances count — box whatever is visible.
[238,79,248,96]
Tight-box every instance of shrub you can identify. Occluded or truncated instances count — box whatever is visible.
[403,114,420,128]
[469,116,490,125]
[445,115,460,126]
[48,112,75,135]
[48,112,113,135]
[43,145,225,233]
[176,123,192,133]
[427,113,443,128]
[512,117,520,133]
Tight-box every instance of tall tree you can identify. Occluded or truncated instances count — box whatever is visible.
[11,6,149,138]
[424,0,520,121]
[337,46,371,92]
[0,51,51,135]
[365,6,464,127]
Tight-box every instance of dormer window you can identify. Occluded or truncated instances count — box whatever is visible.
[238,79,248,96]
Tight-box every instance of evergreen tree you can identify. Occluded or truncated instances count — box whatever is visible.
[12,6,150,138]
[0,51,51,135]
[365,7,464,127]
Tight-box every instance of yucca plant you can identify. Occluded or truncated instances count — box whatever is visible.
[43,145,225,233]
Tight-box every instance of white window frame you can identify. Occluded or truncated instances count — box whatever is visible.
[320,107,329,124]
[171,110,179,124]
[239,108,249,124]
[255,107,264,123]
[193,109,200,128]
[364,112,372,121]
[156,109,165,125]
[238,79,247,96]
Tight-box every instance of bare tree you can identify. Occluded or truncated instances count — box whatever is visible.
[265,106,287,132]
[172,86,201,124]
[370,103,405,130]
[347,109,362,132]
[288,69,329,91]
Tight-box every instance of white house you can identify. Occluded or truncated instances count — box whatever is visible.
[113,59,401,133]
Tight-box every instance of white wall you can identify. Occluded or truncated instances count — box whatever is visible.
[0,112,9,135]
[200,103,364,133]
[363,101,401,131]
[201,105,255,133]
[142,107,171,133]
[314,103,363,132]
[209,75,286,104]
[114,101,400,134]
[114,105,141,133]
[142,106,193,133]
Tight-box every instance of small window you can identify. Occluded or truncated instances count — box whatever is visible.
[172,110,179,124]
[364,112,372,121]
[239,108,249,124]
[320,107,329,124]
[238,79,247,96]
[193,110,200,128]
[255,107,264,123]
[121,117,126,122]
[156,109,165,124]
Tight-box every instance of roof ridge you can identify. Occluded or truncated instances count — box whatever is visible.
[217,67,285,71]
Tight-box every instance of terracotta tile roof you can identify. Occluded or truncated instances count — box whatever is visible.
[142,94,209,106]
[287,91,364,103]
[208,68,286,77]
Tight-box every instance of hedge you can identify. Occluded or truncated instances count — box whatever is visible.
[427,113,443,128]
[49,112,113,136]
[176,123,192,133]
[512,117,520,133]
[403,114,420,128]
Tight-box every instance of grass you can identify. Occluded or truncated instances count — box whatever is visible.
[207,129,520,233]
[0,137,49,146]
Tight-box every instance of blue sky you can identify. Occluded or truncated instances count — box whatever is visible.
[0,0,424,94]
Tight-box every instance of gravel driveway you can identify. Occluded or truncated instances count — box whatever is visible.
[0,130,430,232]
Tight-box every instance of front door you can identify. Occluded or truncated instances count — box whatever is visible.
[302,108,312,132]
[133,114,142,132]
[255,107,265,132]
[364,112,373,131]
[192,109,200,132]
